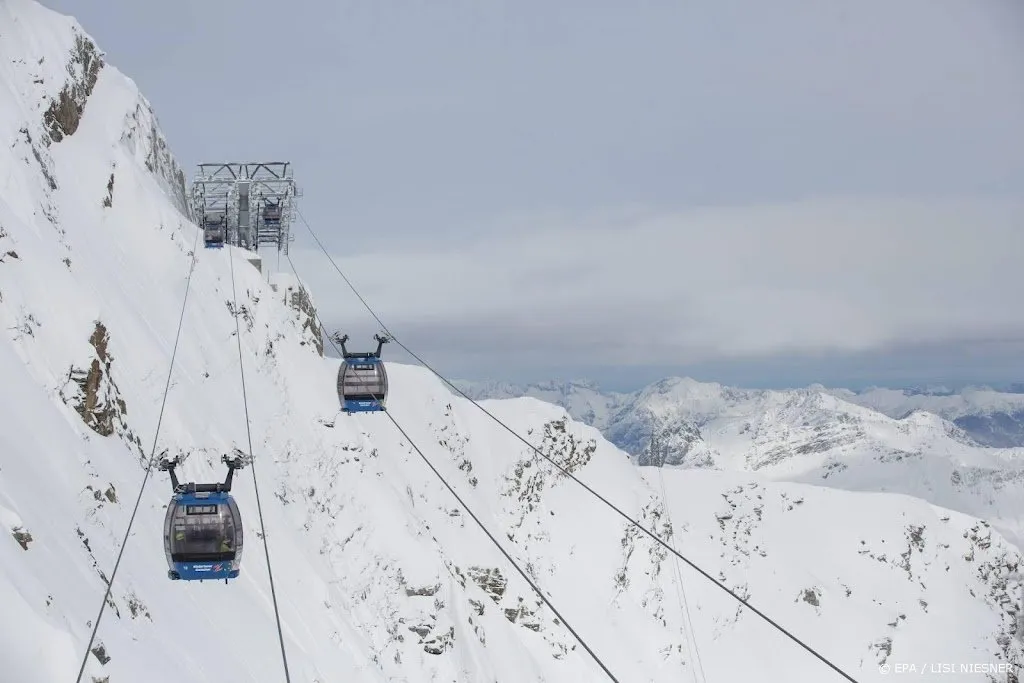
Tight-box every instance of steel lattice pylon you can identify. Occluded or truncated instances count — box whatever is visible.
[189,162,300,254]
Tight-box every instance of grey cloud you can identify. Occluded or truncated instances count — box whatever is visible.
[42,0,1024,388]
[299,196,1024,386]
[47,1,1024,239]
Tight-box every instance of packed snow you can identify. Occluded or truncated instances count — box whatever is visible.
[1,2,1023,682]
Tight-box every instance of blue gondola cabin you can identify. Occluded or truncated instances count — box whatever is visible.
[159,455,246,582]
[336,333,389,413]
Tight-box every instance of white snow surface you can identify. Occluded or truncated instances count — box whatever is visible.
[1,2,1024,682]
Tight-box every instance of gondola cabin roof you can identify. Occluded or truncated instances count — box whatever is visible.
[173,489,230,504]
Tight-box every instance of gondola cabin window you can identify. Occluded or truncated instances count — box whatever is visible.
[169,501,237,560]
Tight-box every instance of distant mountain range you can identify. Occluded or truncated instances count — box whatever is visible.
[830,385,1024,447]
[454,378,1024,449]
[454,377,1024,551]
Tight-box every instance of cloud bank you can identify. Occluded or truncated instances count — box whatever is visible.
[291,196,1024,384]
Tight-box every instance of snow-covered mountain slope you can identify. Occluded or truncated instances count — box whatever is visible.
[831,386,1024,448]
[3,2,1024,682]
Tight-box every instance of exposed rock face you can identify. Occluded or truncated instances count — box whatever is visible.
[89,643,110,665]
[405,583,441,597]
[504,417,597,524]
[60,322,141,454]
[43,32,103,143]
[287,285,323,356]
[101,172,113,208]
[119,101,189,215]
[639,422,716,468]
[465,566,507,602]
[420,625,455,655]
[11,526,32,550]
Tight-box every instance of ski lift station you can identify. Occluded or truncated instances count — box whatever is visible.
[190,162,301,267]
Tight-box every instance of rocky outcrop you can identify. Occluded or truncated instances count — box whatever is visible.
[502,598,542,631]
[60,322,141,454]
[89,642,110,665]
[43,32,103,143]
[11,526,32,550]
[287,284,323,356]
[272,279,322,356]
[640,423,717,468]
[504,417,596,519]
[465,566,507,602]
[119,101,188,215]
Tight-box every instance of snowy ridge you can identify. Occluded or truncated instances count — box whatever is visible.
[831,386,1024,448]
[0,2,1023,682]
[833,386,1024,420]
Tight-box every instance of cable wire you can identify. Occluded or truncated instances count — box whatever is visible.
[295,210,861,683]
[384,410,621,683]
[228,248,292,682]
[286,250,620,680]
[75,226,201,683]
[651,437,705,683]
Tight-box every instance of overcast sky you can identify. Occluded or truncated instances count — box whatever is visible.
[44,0,1024,391]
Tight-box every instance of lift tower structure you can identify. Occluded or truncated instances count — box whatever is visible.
[190,162,300,255]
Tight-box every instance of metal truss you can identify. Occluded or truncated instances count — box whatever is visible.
[189,162,300,254]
